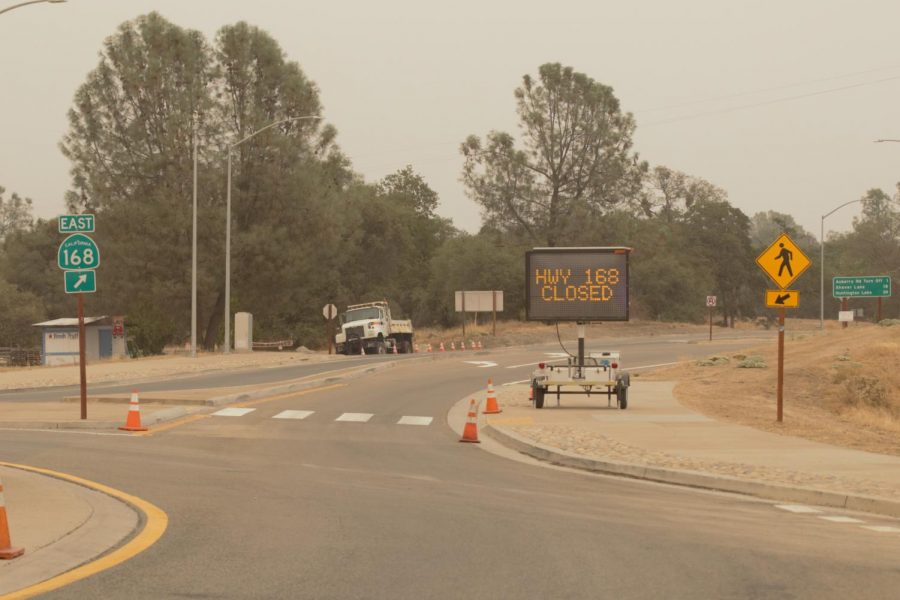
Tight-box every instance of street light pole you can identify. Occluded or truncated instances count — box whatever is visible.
[191,128,198,358]
[223,115,321,354]
[0,0,66,16]
[820,199,864,329]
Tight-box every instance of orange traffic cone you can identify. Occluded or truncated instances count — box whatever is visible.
[477,340,483,350]
[439,342,445,352]
[427,343,433,353]
[529,386,534,405]
[459,399,480,443]
[460,341,466,351]
[360,344,365,356]
[393,343,399,355]
[119,390,148,432]
[450,341,456,351]
[483,378,502,414]
[414,343,420,353]
[0,473,23,560]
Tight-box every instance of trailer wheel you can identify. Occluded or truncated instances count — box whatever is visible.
[534,385,545,409]
[616,385,628,410]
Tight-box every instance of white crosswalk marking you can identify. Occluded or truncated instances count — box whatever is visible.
[397,416,433,426]
[775,504,822,514]
[819,516,865,524]
[335,413,373,423]
[272,410,314,420]
[861,525,900,533]
[212,407,256,417]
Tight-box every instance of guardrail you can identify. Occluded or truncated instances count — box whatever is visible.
[0,347,42,367]
[251,339,294,351]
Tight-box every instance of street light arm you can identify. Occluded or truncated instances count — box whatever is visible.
[822,198,863,220]
[230,115,321,150]
[0,0,65,16]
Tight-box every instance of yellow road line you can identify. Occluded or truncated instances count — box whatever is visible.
[233,383,347,408]
[0,462,168,600]
[136,413,210,437]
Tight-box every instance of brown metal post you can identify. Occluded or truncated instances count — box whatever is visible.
[325,318,331,355]
[708,307,712,342]
[78,293,87,420]
[877,297,882,323]
[461,292,466,340]
[777,307,785,423]
[841,297,848,329]
[492,291,497,336]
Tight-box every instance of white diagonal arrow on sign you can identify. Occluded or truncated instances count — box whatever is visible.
[73,274,87,289]
[463,361,498,368]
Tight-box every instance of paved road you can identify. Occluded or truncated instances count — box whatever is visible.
[4,332,899,599]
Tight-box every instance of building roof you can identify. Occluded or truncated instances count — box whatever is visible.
[33,316,109,327]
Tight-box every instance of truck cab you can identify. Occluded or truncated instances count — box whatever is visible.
[335,301,414,355]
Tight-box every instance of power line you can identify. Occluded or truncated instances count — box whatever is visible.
[642,74,900,127]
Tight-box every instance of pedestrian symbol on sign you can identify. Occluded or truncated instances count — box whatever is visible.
[776,243,793,278]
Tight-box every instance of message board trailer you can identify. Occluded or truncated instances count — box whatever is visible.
[525,247,631,322]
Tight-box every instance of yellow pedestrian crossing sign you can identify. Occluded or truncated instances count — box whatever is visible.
[766,289,799,308]
[756,233,810,289]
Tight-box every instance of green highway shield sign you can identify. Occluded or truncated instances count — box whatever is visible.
[58,233,100,270]
[832,276,891,298]
[64,270,96,294]
[58,214,95,233]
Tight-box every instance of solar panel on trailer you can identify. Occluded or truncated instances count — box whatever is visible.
[525,248,630,321]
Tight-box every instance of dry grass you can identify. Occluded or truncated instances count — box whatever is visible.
[642,322,900,456]
[414,319,714,349]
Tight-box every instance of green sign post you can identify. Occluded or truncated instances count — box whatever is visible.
[57,227,100,421]
[832,276,891,298]
[64,270,96,294]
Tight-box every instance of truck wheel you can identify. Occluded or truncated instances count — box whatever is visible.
[534,385,545,409]
[616,385,628,410]
[401,340,412,354]
[375,340,386,354]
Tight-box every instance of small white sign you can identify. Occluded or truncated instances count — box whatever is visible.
[455,290,504,312]
[838,311,854,322]
[322,303,338,320]
[706,296,717,307]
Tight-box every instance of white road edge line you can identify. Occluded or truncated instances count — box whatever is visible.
[502,379,531,386]
[819,516,865,524]
[505,360,681,371]
[775,504,822,514]
[0,428,136,437]
[861,525,900,533]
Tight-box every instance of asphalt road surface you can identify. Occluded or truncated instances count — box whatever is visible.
[3,332,899,599]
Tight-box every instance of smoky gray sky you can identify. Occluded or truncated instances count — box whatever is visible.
[3,0,900,242]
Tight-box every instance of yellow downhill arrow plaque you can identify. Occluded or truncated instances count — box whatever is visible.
[756,233,811,289]
[766,289,799,308]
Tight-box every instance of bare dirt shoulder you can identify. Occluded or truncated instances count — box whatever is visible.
[641,321,900,456]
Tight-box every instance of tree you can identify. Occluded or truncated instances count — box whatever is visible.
[376,165,439,217]
[0,185,34,241]
[461,63,646,247]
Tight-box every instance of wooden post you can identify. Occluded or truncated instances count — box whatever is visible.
[708,307,713,342]
[841,297,849,329]
[877,297,883,323]
[777,307,785,423]
[77,294,87,420]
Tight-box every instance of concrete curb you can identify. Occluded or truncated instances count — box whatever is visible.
[203,359,401,406]
[0,360,403,431]
[484,423,900,519]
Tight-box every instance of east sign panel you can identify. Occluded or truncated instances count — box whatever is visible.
[832,276,891,298]
[525,247,630,321]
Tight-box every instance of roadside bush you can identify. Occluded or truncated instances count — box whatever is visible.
[737,356,766,368]
[841,375,891,412]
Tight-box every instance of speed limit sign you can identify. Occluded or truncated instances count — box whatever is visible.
[706,296,717,307]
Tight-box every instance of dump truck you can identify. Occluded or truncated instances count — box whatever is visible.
[335,301,414,355]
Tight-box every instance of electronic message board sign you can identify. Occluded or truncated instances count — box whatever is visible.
[526,247,631,321]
